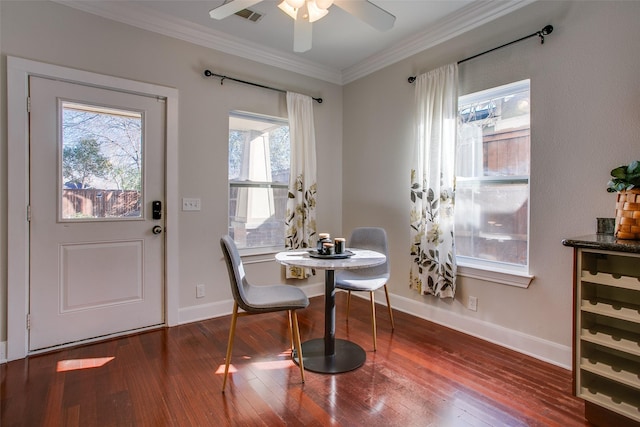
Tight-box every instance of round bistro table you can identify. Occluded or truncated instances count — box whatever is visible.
[275,248,386,374]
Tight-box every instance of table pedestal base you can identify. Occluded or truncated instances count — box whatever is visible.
[293,338,366,374]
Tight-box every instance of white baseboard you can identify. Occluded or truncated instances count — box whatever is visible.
[1,341,7,364]
[178,300,232,325]
[386,292,572,370]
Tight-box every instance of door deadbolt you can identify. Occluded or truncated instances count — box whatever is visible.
[152,201,162,220]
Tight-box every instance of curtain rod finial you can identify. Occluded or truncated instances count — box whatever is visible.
[408,76,416,84]
[538,25,553,44]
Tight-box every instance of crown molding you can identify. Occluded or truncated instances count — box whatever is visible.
[53,0,343,84]
[342,0,537,84]
[53,0,536,86]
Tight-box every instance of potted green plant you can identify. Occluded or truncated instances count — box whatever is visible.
[607,160,640,240]
[607,160,640,192]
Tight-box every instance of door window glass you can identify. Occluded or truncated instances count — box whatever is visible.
[61,102,143,219]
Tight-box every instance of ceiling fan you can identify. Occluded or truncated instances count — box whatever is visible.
[209,0,396,53]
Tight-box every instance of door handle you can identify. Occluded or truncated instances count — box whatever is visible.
[152,225,163,235]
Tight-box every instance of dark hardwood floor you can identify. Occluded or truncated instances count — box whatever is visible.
[1,292,589,426]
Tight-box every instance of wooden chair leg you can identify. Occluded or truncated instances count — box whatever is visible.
[345,290,352,322]
[291,310,305,383]
[383,284,395,330]
[369,291,377,351]
[287,310,294,351]
[222,302,239,392]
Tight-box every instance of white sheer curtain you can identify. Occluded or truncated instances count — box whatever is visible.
[284,92,318,279]
[409,63,458,298]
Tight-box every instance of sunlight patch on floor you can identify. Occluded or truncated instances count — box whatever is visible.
[215,352,295,374]
[216,364,238,374]
[56,356,115,372]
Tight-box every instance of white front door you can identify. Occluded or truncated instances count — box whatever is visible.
[28,76,166,351]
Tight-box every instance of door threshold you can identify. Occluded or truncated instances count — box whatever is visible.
[28,324,165,357]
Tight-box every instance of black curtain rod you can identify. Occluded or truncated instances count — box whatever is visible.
[203,69,323,103]
[407,25,553,84]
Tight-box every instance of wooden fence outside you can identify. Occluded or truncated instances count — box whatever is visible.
[62,189,141,218]
[456,127,531,266]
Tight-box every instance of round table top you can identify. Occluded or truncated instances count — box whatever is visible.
[275,248,385,270]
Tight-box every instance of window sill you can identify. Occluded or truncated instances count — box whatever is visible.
[457,263,534,288]
[238,247,283,265]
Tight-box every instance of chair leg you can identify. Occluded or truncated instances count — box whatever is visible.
[291,310,305,383]
[287,310,294,351]
[345,290,352,322]
[369,291,377,351]
[383,284,395,330]
[222,302,239,392]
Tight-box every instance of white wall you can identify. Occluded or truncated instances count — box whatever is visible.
[343,0,640,367]
[0,1,341,351]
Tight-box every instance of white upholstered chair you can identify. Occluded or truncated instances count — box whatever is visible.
[335,227,394,351]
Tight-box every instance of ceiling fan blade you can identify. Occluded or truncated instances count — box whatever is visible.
[333,0,395,31]
[294,11,312,52]
[209,0,263,20]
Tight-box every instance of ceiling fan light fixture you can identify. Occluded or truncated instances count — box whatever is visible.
[278,1,298,20]
[284,0,305,9]
[306,0,328,23]
[315,0,334,10]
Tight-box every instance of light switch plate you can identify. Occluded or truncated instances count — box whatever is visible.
[182,198,201,211]
[196,284,205,298]
[468,296,478,311]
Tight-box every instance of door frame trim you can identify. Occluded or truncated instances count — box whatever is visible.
[6,56,180,360]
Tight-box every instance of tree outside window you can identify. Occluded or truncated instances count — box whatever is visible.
[61,102,143,218]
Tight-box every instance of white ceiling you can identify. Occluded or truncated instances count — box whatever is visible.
[55,0,535,84]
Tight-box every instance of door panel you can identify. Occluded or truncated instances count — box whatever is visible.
[29,76,165,351]
[60,240,143,312]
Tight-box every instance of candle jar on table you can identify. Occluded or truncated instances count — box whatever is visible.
[317,233,331,253]
[323,242,335,255]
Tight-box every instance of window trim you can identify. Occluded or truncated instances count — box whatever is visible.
[457,264,534,288]
[455,79,531,280]
[457,259,534,288]
[228,111,290,254]
[459,79,530,107]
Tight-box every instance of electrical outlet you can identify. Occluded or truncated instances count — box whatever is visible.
[182,198,201,211]
[468,296,478,311]
[196,284,205,298]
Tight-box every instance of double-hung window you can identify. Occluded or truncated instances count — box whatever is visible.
[455,80,531,278]
[228,111,290,252]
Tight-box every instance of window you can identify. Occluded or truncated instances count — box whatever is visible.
[228,111,290,251]
[455,80,530,275]
[61,102,143,220]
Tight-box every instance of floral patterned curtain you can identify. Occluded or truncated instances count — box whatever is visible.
[409,64,458,298]
[284,92,317,279]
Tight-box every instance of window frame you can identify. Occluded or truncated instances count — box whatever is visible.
[455,80,534,287]
[60,100,144,222]
[227,110,290,255]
